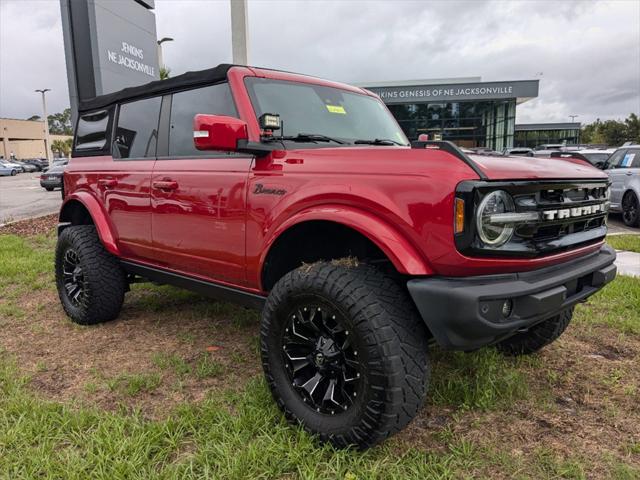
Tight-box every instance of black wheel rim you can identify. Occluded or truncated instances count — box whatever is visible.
[62,249,86,308]
[623,194,638,225]
[282,303,361,414]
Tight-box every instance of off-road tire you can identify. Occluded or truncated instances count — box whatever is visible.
[55,225,126,325]
[496,308,573,356]
[261,261,430,449]
[622,191,640,228]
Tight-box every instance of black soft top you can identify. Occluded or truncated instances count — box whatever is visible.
[78,64,234,112]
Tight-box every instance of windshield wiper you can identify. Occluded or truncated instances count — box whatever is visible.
[354,138,404,146]
[264,133,346,144]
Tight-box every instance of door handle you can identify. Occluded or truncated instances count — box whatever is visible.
[153,180,179,190]
[98,178,117,188]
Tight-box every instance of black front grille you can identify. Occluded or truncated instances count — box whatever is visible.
[455,180,610,258]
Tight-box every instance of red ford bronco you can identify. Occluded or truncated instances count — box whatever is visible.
[56,64,616,449]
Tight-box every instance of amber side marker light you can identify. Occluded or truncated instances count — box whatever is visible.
[454,198,465,233]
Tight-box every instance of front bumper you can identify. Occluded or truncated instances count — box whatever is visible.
[407,245,617,350]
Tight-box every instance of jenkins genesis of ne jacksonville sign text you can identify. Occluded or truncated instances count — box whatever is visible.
[107,42,156,78]
[367,80,539,104]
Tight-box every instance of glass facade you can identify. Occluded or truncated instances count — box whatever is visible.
[387,100,516,150]
[514,127,580,148]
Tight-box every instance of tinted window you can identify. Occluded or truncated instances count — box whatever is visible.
[606,149,627,169]
[114,97,161,159]
[75,109,112,152]
[169,83,237,156]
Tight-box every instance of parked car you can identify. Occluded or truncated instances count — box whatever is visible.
[18,161,38,173]
[0,159,25,172]
[534,143,565,151]
[40,164,65,191]
[56,64,616,449]
[604,145,640,227]
[549,149,616,169]
[469,147,502,156]
[503,147,534,156]
[22,158,49,171]
[0,162,18,176]
[43,158,69,172]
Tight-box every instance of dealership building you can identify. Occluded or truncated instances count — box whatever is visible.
[363,77,539,151]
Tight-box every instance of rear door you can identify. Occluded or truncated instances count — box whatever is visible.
[150,83,253,285]
[103,97,161,260]
[605,149,628,209]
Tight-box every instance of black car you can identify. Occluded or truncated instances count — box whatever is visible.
[22,158,49,172]
[40,164,65,191]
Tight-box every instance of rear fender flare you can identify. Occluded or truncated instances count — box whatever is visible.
[59,192,120,256]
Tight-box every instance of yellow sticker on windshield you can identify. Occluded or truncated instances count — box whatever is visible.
[326,105,346,114]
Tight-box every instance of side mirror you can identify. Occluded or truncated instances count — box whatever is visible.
[193,114,248,151]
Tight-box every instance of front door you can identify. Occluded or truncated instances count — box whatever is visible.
[605,149,628,210]
[150,83,252,285]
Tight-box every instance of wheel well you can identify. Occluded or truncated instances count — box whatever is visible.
[59,200,94,226]
[261,220,394,291]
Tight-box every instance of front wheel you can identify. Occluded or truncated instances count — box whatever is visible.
[55,225,126,325]
[261,262,430,449]
[11,169,16,176]
[45,187,54,191]
[496,308,573,356]
[622,191,640,228]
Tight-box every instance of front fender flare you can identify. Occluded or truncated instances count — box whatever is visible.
[59,192,120,256]
[260,205,433,277]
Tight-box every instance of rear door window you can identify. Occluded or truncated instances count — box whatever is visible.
[168,83,237,157]
[114,97,162,159]
[74,109,113,154]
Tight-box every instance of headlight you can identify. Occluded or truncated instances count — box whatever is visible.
[476,190,515,247]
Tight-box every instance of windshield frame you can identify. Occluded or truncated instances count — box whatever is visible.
[243,77,409,148]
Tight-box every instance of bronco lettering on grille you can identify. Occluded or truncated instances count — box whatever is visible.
[541,203,606,221]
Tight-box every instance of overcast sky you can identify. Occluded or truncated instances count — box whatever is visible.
[1,0,638,124]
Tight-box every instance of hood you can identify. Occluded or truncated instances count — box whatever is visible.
[468,154,608,180]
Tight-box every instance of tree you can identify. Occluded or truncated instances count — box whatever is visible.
[26,115,41,121]
[47,108,73,135]
[160,67,171,80]
[625,113,640,144]
[51,138,72,158]
[580,113,639,146]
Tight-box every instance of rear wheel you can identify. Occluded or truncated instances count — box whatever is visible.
[496,308,573,356]
[622,191,640,227]
[261,262,430,449]
[55,225,126,325]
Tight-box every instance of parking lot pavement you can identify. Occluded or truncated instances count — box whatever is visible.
[608,214,640,235]
[0,173,62,225]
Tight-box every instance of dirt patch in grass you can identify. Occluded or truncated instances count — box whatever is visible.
[0,213,58,236]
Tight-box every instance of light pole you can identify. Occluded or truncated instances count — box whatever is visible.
[157,37,173,72]
[230,0,249,64]
[35,89,52,165]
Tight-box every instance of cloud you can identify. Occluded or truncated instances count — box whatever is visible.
[1,0,638,124]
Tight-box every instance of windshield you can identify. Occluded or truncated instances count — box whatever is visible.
[244,78,409,146]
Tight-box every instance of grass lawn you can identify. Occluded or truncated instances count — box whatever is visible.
[607,234,640,253]
[1,223,639,479]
